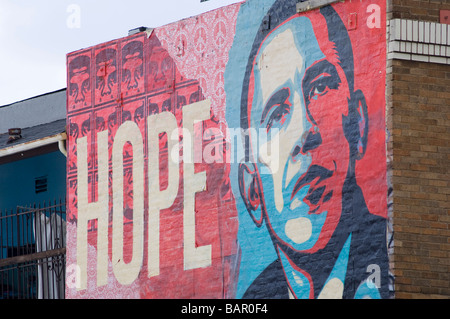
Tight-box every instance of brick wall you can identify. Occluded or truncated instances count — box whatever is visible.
[388,0,450,22]
[387,59,450,298]
[387,0,450,299]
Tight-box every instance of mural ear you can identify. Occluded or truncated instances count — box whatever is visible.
[344,89,369,160]
[238,163,264,227]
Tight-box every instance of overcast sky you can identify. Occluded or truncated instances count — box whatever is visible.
[0,0,241,106]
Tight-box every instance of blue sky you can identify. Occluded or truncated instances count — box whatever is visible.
[0,0,241,106]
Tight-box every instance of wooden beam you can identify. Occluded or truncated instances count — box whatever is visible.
[0,248,66,268]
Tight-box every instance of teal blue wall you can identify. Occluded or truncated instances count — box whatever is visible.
[0,151,66,211]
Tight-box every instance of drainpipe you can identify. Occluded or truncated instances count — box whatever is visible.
[58,137,67,157]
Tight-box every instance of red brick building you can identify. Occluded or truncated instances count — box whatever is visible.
[387,0,450,299]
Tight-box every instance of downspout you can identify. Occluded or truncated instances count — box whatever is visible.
[58,135,67,157]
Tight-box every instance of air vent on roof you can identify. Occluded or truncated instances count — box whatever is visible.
[128,26,152,36]
[35,176,48,194]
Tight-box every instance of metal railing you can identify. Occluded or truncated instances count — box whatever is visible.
[0,200,66,299]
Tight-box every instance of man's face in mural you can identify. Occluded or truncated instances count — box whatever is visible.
[247,16,352,253]
[96,48,117,97]
[149,47,174,88]
[122,41,144,90]
[69,55,90,104]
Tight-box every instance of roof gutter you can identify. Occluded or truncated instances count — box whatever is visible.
[0,132,67,159]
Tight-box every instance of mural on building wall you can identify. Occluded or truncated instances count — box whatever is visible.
[66,0,389,299]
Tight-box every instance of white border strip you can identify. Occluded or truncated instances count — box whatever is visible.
[389,18,450,64]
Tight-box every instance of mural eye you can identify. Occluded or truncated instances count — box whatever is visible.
[82,80,90,92]
[309,78,331,100]
[266,102,290,132]
[308,71,342,102]
[261,88,292,132]
[314,83,327,95]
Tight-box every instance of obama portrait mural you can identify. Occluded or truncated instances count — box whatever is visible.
[66,0,390,299]
[225,0,389,299]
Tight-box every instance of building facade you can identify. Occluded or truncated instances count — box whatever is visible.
[0,89,67,299]
[65,0,392,299]
[65,0,449,299]
[1,0,447,300]
[386,0,450,299]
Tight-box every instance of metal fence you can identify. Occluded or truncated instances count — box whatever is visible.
[0,200,66,299]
